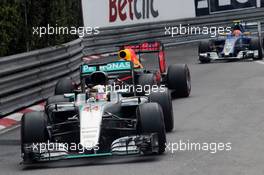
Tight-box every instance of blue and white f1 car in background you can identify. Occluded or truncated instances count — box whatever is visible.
[199,21,263,63]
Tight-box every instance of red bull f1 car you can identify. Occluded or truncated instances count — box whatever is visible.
[118,41,191,98]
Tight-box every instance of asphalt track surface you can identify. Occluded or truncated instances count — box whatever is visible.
[1,43,264,175]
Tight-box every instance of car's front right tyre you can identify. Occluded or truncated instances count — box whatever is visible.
[250,38,263,60]
[149,88,174,132]
[137,103,166,154]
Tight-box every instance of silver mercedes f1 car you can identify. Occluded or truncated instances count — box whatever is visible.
[21,61,172,164]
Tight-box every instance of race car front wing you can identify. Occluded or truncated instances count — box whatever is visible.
[199,50,259,61]
[21,133,159,164]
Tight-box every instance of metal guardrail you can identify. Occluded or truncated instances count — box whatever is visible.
[0,39,83,116]
[0,8,264,117]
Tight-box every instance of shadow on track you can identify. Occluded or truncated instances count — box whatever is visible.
[20,155,162,171]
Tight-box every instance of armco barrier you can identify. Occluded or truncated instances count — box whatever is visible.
[1,8,264,117]
[0,39,83,117]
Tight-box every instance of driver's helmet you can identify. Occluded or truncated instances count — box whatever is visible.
[232,23,244,33]
[118,49,143,68]
[90,85,107,101]
[233,24,241,31]
[233,29,242,37]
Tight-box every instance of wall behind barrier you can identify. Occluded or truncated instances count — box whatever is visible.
[82,0,196,27]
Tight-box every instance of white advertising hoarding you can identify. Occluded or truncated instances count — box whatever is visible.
[82,0,196,27]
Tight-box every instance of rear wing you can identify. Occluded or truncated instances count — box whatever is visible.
[120,41,164,54]
[80,61,135,91]
[81,61,133,76]
[119,41,167,74]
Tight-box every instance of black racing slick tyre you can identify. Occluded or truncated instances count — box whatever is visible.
[137,103,166,154]
[262,37,264,54]
[167,64,191,98]
[199,56,211,64]
[21,112,48,154]
[137,73,156,86]
[55,78,75,95]
[149,88,174,132]
[199,40,212,53]
[137,74,157,95]
[199,40,212,63]
[250,38,263,60]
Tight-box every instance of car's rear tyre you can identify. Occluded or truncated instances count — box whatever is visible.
[21,112,48,154]
[199,40,212,53]
[199,40,212,63]
[137,73,156,86]
[55,78,75,95]
[262,37,264,49]
[149,88,174,132]
[137,74,157,95]
[250,38,263,60]
[137,103,166,154]
[167,64,191,98]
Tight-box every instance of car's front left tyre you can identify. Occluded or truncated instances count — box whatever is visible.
[199,40,212,63]
[21,112,49,161]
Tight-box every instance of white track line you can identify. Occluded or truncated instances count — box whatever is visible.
[0,125,20,135]
[5,113,23,122]
[0,103,45,134]
[255,61,264,65]
[29,105,44,111]
[0,125,6,130]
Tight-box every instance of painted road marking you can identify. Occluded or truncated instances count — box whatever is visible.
[0,103,45,133]
[255,61,264,65]
[5,113,23,122]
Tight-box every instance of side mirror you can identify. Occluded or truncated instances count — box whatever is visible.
[64,93,75,102]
